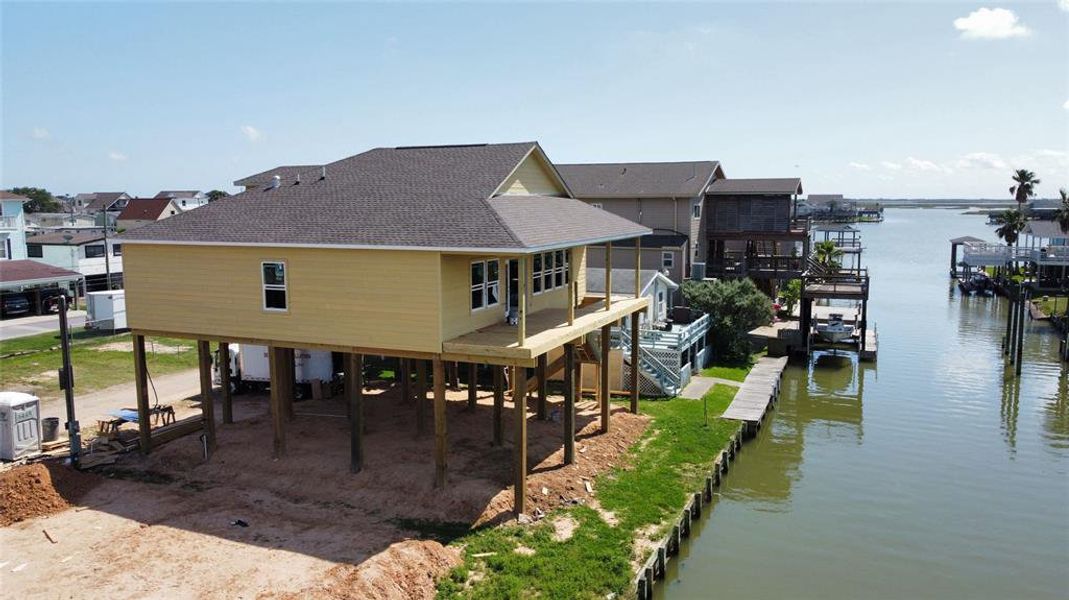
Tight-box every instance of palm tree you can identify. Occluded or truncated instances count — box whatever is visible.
[814,240,843,270]
[995,208,1027,274]
[1009,169,1040,208]
[1056,188,1069,235]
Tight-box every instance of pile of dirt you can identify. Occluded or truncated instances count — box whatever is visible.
[269,540,461,600]
[0,462,99,526]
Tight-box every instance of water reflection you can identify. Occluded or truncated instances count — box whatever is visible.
[1041,363,1069,452]
[1000,367,1020,454]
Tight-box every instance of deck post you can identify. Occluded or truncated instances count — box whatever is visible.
[1015,288,1026,376]
[349,353,364,473]
[219,342,233,424]
[416,359,428,436]
[197,340,217,455]
[630,314,640,414]
[492,365,504,446]
[600,323,611,433]
[133,333,151,454]
[567,248,576,326]
[605,241,613,310]
[433,359,447,488]
[281,347,295,420]
[518,255,527,344]
[563,342,576,465]
[512,365,528,515]
[467,362,478,411]
[400,358,412,404]
[536,354,547,420]
[268,347,286,458]
[635,237,642,298]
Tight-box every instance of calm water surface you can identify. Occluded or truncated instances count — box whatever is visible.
[662,209,1068,600]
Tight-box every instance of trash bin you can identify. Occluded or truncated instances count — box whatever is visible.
[42,417,60,443]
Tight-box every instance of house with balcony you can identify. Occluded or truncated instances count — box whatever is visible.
[0,191,29,261]
[119,141,651,515]
[699,177,807,293]
[25,231,123,291]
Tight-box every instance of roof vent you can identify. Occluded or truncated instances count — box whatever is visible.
[320,166,327,180]
[295,173,301,185]
[269,175,281,189]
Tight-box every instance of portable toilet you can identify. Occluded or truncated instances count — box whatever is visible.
[0,392,42,460]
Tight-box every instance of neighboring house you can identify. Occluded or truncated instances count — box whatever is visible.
[701,177,807,290]
[799,194,857,221]
[233,165,323,191]
[155,190,208,211]
[117,198,182,230]
[584,233,688,290]
[25,212,100,233]
[557,161,724,285]
[586,268,679,325]
[0,191,29,261]
[1026,198,1060,221]
[119,141,652,515]
[25,231,123,291]
[77,192,131,214]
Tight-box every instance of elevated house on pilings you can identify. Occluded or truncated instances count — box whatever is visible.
[698,177,808,295]
[798,260,872,359]
[813,224,864,272]
[119,141,652,516]
[1023,221,1069,290]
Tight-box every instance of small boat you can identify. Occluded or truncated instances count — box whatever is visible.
[816,313,855,343]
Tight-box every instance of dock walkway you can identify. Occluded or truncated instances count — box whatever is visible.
[721,356,789,432]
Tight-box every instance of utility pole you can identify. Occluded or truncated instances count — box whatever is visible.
[103,225,113,290]
[58,295,81,468]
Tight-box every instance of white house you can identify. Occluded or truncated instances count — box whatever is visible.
[154,190,208,211]
[76,192,131,215]
[585,268,679,325]
[25,231,123,291]
[0,191,29,261]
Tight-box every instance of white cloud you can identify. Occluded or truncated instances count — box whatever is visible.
[108,151,128,162]
[848,161,872,171]
[906,156,952,173]
[881,161,903,171]
[31,127,50,140]
[1063,99,1069,110]
[1060,0,1069,12]
[955,152,1007,170]
[953,8,1031,40]
[240,125,263,142]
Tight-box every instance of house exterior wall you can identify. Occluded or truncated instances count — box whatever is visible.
[585,245,686,289]
[580,195,699,277]
[27,241,123,276]
[123,244,443,353]
[707,194,793,233]
[498,153,566,196]
[0,199,28,260]
[441,253,507,341]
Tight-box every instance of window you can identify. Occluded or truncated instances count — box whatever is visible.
[662,251,674,269]
[27,244,43,258]
[112,244,122,257]
[0,238,8,259]
[470,259,500,311]
[262,261,287,311]
[181,199,187,207]
[85,245,106,258]
[531,251,569,294]
[692,203,701,219]
[590,203,603,210]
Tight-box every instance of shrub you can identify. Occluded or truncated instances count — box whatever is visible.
[682,278,772,363]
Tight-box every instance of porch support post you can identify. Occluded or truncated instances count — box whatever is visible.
[416,360,428,436]
[600,323,611,433]
[567,247,576,326]
[512,365,528,515]
[133,333,151,453]
[635,237,642,298]
[219,342,233,424]
[492,366,504,446]
[563,342,576,465]
[630,314,640,414]
[536,354,547,420]
[349,353,364,473]
[197,340,216,455]
[281,348,295,420]
[518,256,527,344]
[605,241,613,310]
[433,359,447,488]
[400,358,412,403]
[467,362,478,411]
[268,347,286,458]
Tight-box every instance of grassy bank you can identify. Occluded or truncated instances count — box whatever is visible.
[1034,296,1068,317]
[438,385,738,599]
[700,351,766,382]
[0,330,201,399]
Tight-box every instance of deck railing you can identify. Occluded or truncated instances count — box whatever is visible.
[618,325,682,395]
[961,242,1069,266]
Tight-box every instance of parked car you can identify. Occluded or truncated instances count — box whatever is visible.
[39,288,71,313]
[0,294,31,319]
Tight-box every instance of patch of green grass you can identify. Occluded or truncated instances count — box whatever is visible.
[437,388,739,599]
[700,351,765,382]
[0,328,114,356]
[1034,296,1068,317]
[0,332,200,400]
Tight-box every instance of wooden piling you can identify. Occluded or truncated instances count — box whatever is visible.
[133,334,151,454]
[536,354,547,420]
[268,347,286,458]
[630,314,640,414]
[219,342,233,424]
[600,323,611,433]
[512,365,528,515]
[197,340,216,455]
[349,353,364,473]
[400,358,412,404]
[433,359,447,488]
[467,362,478,411]
[563,342,576,465]
[492,366,504,446]
[416,360,427,436]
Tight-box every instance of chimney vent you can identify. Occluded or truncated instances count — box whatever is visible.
[320,166,327,180]
[295,172,301,185]
[269,175,281,189]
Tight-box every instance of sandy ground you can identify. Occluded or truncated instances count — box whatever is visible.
[38,368,202,430]
[0,379,649,599]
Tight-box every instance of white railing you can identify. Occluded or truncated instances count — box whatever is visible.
[961,242,1034,266]
[618,326,682,395]
[0,216,18,229]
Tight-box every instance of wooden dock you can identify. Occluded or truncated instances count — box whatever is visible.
[721,356,788,429]
[860,328,878,361]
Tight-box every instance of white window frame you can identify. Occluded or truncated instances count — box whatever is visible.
[470,259,500,312]
[590,202,603,210]
[112,243,122,257]
[532,251,569,295]
[261,260,288,313]
[692,203,701,219]
[662,251,674,269]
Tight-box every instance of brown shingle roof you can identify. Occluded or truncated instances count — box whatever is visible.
[26,231,105,245]
[707,178,803,195]
[117,198,177,221]
[84,192,128,212]
[122,142,650,251]
[556,161,721,198]
[0,260,82,285]
[0,191,29,201]
[1025,220,1069,239]
[233,165,322,187]
[154,190,201,199]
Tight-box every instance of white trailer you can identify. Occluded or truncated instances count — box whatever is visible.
[85,290,127,332]
[214,344,335,395]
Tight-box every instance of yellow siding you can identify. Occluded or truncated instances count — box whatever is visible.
[124,244,443,353]
[441,254,507,341]
[574,246,588,299]
[497,153,566,196]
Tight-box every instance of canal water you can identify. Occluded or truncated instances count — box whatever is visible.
[661,208,1068,600]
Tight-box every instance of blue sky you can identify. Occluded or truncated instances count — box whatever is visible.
[2,1,1066,198]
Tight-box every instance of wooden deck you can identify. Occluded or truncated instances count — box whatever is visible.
[441,295,648,366]
[721,356,789,424]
